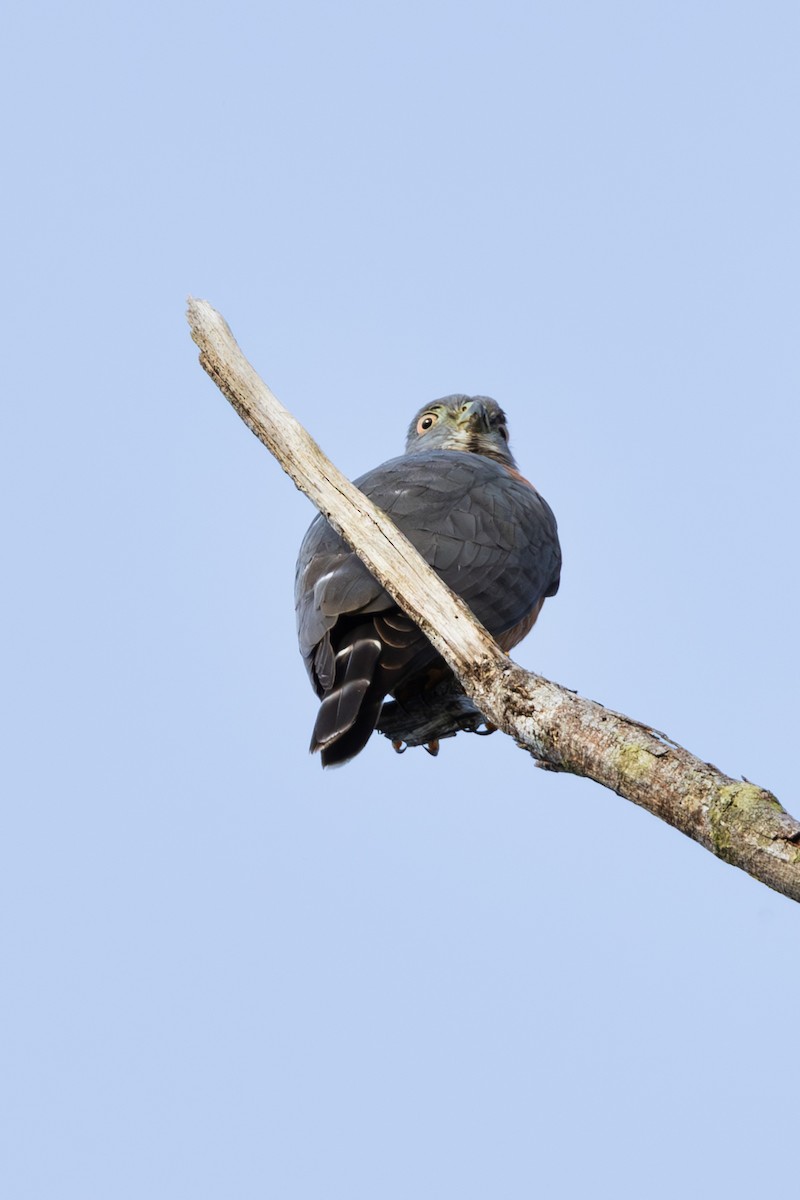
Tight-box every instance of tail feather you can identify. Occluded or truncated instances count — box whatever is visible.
[311,633,381,754]
[318,690,386,767]
[309,613,434,767]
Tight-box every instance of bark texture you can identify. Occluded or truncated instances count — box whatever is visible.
[187,297,800,904]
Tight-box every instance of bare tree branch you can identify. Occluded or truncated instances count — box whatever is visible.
[186,297,800,904]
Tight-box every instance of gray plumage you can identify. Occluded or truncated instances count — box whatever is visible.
[295,396,561,766]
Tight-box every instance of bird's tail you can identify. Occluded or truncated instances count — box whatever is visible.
[310,625,384,766]
[310,611,431,767]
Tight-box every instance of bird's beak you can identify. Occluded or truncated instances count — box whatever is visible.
[455,399,491,432]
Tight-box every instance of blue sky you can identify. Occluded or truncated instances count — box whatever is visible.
[3,2,798,1196]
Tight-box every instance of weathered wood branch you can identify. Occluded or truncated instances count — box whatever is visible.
[187,297,800,904]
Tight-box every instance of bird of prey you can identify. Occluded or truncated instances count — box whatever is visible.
[295,395,561,766]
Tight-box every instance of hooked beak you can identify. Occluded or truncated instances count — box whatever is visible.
[455,399,491,433]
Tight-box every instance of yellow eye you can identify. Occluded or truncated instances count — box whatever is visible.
[417,412,438,434]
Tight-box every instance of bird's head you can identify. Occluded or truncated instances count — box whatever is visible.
[405,395,516,466]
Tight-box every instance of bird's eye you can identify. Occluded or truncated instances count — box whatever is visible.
[417,412,438,434]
